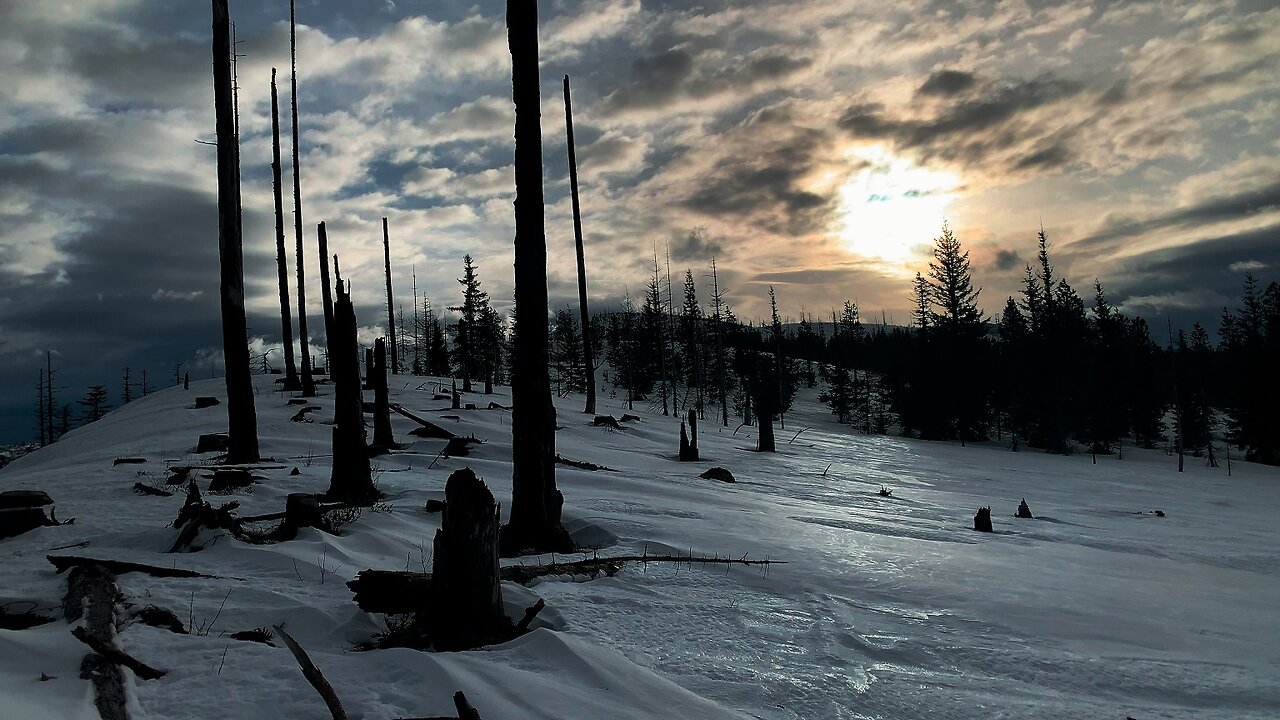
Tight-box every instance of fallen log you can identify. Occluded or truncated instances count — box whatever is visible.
[350,553,784,613]
[112,458,147,466]
[390,403,457,439]
[72,626,166,681]
[0,507,61,539]
[274,625,348,720]
[591,415,622,430]
[442,436,483,457]
[291,405,322,422]
[132,483,173,497]
[0,490,54,509]
[554,454,617,472]
[48,555,221,579]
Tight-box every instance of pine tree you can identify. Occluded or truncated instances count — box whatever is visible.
[78,385,111,423]
[453,255,489,392]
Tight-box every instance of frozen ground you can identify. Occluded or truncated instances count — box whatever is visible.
[2,375,1278,719]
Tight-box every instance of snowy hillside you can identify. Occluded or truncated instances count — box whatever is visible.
[2,376,1278,719]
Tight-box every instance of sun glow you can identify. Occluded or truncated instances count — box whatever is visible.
[838,147,959,263]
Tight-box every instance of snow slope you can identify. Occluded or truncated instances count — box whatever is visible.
[1,375,1278,719]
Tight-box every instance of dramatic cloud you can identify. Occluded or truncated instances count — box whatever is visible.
[1,0,1277,441]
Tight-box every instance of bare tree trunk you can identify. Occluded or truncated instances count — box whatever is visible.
[270,68,300,391]
[562,75,595,415]
[326,279,376,504]
[501,0,571,557]
[317,221,334,373]
[382,217,398,374]
[211,0,259,464]
[290,0,315,397]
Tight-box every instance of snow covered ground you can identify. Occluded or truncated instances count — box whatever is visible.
[2,374,1278,719]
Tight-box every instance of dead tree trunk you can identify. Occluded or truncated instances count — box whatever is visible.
[688,408,699,459]
[270,68,300,391]
[428,468,512,651]
[211,0,259,464]
[326,280,377,505]
[563,75,595,415]
[500,0,572,557]
[318,221,335,372]
[757,393,775,452]
[382,217,398,374]
[290,0,315,397]
[371,337,396,451]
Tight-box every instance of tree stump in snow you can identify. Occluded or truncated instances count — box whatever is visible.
[194,396,220,409]
[370,337,397,452]
[679,410,699,461]
[427,468,512,651]
[973,506,993,532]
[283,493,324,537]
[451,380,461,410]
[196,433,230,453]
[208,468,254,493]
[1015,498,1033,519]
[699,467,735,483]
[592,415,622,430]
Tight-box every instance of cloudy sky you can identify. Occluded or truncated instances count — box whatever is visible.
[1,0,1277,442]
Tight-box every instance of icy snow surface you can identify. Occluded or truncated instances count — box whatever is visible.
[1,375,1278,719]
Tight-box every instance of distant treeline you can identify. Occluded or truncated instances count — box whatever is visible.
[35,229,1279,468]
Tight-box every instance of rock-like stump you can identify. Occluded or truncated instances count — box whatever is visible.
[428,468,512,651]
[973,506,993,532]
[1015,498,1034,519]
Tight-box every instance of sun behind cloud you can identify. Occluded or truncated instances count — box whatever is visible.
[838,146,959,263]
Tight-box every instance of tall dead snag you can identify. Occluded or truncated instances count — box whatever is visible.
[429,468,512,651]
[270,68,301,391]
[290,0,316,397]
[317,222,335,371]
[382,217,398,374]
[563,74,595,415]
[370,337,396,452]
[757,387,776,452]
[211,0,259,464]
[326,280,377,505]
[501,0,572,556]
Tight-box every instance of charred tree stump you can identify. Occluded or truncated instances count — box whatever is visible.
[270,67,300,392]
[1015,498,1034,519]
[974,506,993,532]
[451,379,461,410]
[326,282,377,505]
[211,0,260,464]
[364,348,375,391]
[427,468,512,651]
[757,409,776,453]
[679,408,699,461]
[371,337,396,452]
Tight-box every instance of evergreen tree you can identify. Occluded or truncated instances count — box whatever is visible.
[550,308,586,396]
[78,385,111,423]
[452,254,489,391]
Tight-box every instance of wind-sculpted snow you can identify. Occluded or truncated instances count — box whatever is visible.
[1,377,1278,719]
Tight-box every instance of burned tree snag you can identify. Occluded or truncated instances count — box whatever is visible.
[211,0,259,464]
[371,337,396,452]
[688,408,699,460]
[974,506,993,532]
[290,0,316,397]
[270,68,300,391]
[500,0,572,557]
[563,74,595,415]
[318,222,335,370]
[382,217,398,374]
[428,468,511,651]
[364,348,375,391]
[326,281,377,505]
[1016,498,1033,519]
[757,394,776,453]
